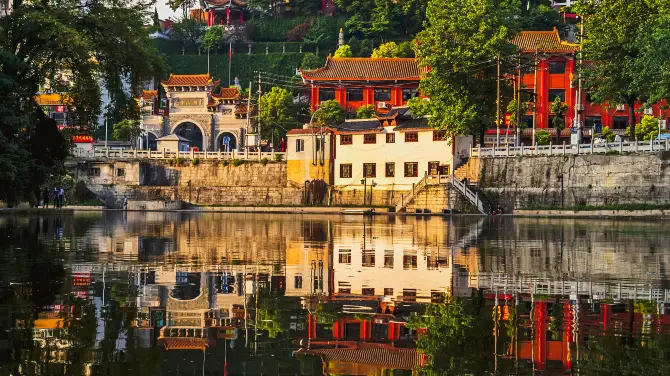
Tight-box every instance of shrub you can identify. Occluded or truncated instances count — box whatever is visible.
[176,157,186,166]
[212,159,220,166]
[168,159,175,166]
[191,158,200,166]
[600,126,616,142]
[231,158,242,167]
[260,157,269,166]
[222,160,229,166]
[274,153,284,162]
[356,104,376,119]
[536,130,552,145]
[287,20,312,41]
[333,45,353,58]
[301,52,323,70]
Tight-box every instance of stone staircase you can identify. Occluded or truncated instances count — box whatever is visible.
[453,158,479,184]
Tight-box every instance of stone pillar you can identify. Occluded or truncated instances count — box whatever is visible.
[248,43,252,55]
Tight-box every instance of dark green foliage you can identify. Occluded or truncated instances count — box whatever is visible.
[520,4,562,31]
[171,18,205,52]
[313,100,345,127]
[301,53,324,69]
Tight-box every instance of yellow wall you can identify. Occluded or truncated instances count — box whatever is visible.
[287,159,332,185]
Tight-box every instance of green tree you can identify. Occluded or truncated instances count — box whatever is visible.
[505,99,529,131]
[202,25,225,52]
[550,96,568,143]
[627,115,661,141]
[520,4,562,31]
[409,0,520,143]
[536,129,552,145]
[333,44,353,58]
[575,0,670,142]
[313,100,345,127]
[356,104,376,118]
[260,87,298,146]
[0,0,162,205]
[112,120,142,146]
[371,41,399,58]
[171,18,205,53]
[397,41,415,57]
[301,52,324,69]
[600,126,616,142]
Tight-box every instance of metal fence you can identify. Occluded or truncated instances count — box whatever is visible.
[472,139,670,158]
[72,148,286,161]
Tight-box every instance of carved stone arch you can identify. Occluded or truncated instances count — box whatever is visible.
[215,130,241,151]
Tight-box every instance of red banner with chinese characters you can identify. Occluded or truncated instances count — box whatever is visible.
[72,135,94,143]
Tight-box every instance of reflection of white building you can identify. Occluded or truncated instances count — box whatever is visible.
[139,74,251,152]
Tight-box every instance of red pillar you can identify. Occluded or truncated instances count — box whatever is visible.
[566,59,576,128]
[562,302,572,371]
[535,301,547,371]
[335,88,346,109]
[539,60,549,129]
[311,85,319,111]
[308,314,316,339]
[363,87,373,106]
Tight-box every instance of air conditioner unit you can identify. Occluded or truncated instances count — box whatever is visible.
[660,120,668,130]
[644,108,654,115]
[376,102,387,108]
[574,104,584,111]
[616,104,625,111]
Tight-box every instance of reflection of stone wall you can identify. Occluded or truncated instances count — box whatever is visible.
[133,186,302,206]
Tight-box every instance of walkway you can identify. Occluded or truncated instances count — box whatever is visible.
[72,148,286,161]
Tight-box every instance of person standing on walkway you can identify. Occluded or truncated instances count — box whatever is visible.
[53,187,59,208]
[42,189,49,208]
[58,187,65,208]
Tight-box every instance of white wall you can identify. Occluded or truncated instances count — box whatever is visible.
[334,127,455,190]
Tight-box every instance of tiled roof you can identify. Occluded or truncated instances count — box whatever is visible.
[35,93,71,106]
[335,119,383,134]
[212,87,240,100]
[158,134,190,142]
[306,344,422,370]
[161,74,220,86]
[287,127,331,135]
[141,90,158,101]
[377,106,411,120]
[301,58,421,81]
[160,337,208,351]
[512,28,579,53]
[394,117,431,131]
[205,0,246,7]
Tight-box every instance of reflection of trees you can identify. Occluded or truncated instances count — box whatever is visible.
[254,290,304,340]
[576,333,670,376]
[407,295,494,374]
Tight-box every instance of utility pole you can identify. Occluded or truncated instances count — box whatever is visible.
[516,55,522,147]
[257,72,262,150]
[496,54,501,147]
[104,118,108,149]
[575,20,585,144]
[532,47,539,146]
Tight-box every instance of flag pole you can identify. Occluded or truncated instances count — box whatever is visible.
[228,41,232,87]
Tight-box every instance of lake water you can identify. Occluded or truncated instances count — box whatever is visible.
[1,212,669,375]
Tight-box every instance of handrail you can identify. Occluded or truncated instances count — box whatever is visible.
[451,175,487,214]
[395,173,429,212]
[471,139,670,158]
[71,148,287,161]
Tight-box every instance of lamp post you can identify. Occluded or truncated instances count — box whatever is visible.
[370,180,377,208]
[360,178,367,207]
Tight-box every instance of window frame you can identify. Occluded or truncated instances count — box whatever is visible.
[374,88,391,102]
[404,162,418,177]
[363,163,376,178]
[340,134,352,145]
[340,164,352,178]
[295,139,304,152]
[319,88,335,102]
[433,130,447,141]
[612,116,628,130]
[428,161,439,176]
[548,89,566,103]
[116,168,125,177]
[385,162,395,178]
[346,88,364,102]
[402,88,418,101]
[386,133,395,143]
[548,61,566,74]
[405,132,418,142]
[363,134,377,144]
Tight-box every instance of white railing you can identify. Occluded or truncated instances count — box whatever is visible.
[471,139,670,158]
[72,148,286,161]
[467,272,670,303]
[395,173,430,212]
[451,175,487,214]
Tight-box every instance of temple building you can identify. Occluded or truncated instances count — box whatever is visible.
[139,73,251,152]
[36,93,73,128]
[300,57,422,116]
[203,0,248,28]
[502,27,670,145]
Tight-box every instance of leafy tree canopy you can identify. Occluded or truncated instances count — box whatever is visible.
[356,104,376,118]
[626,115,661,141]
[260,87,301,146]
[371,41,398,57]
[520,4,562,31]
[301,52,324,70]
[409,0,521,140]
[333,44,353,58]
[171,18,205,52]
[313,100,346,127]
[112,120,142,145]
[203,25,225,51]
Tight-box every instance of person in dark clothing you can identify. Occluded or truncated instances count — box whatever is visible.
[53,187,58,208]
[42,189,49,208]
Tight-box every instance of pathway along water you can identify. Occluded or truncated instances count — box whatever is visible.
[0,213,668,374]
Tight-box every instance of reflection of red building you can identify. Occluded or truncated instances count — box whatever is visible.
[507,28,670,141]
[301,58,422,115]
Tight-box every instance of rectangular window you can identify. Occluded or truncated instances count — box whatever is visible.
[428,161,439,176]
[384,288,394,296]
[116,168,125,177]
[548,61,566,74]
[362,250,375,267]
[340,135,352,145]
[404,162,418,177]
[402,289,417,302]
[548,89,566,103]
[89,168,101,177]
[405,132,418,142]
[319,88,335,101]
[585,116,602,129]
[340,164,352,178]
[294,276,303,289]
[363,163,376,178]
[362,288,375,296]
[363,134,377,144]
[433,130,447,141]
[374,88,391,102]
[346,88,363,102]
[384,250,394,268]
[338,288,351,294]
[402,88,418,101]
[385,162,395,178]
[295,139,304,152]
[613,116,628,130]
[386,133,395,143]
[403,254,418,270]
[338,249,351,264]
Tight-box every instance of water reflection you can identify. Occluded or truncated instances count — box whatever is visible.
[0,213,669,375]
